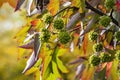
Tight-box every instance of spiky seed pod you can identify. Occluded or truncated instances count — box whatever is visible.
[58,30,71,44]
[100,52,113,63]
[105,0,115,9]
[41,28,51,42]
[99,16,111,27]
[89,31,98,41]
[115,50,120,60]
[44,14,53,24]
[89,54,100,66]
[53,18,64,30]
[114,31,120,42]
[93,43,103,52]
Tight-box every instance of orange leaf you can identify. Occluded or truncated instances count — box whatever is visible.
[0,0,16,8]
[106,62,112,79]
[82,34,88,55]
[47,0,60,16]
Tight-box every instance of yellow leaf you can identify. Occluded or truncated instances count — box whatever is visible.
[42,56,52,76]
[71,0,85,13]
[56,58,69,73]
[52,61,61,78]
[25,67,38,75]
[47,0,60,16]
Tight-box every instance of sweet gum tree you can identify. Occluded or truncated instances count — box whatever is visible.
[13,0,120,80]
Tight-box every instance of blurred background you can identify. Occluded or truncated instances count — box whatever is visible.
[0,2,34,80]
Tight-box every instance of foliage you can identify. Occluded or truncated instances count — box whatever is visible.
[11,0,120,80]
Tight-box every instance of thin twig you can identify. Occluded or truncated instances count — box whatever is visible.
[85,0,120,28]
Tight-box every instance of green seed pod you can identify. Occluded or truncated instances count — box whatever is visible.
[89,31,98,41]
[105,0,115,9]
[100,52,113,62]
[89,54,100,66]
[99,16,111,27]
[93,43,103,52]
[53,18,64,30]
[44,14,53,24]
[58,30,71,44]
[114,31,120,42]
[116,50,120,60]
[41,28,51,42]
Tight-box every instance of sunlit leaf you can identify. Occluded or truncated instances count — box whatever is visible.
[52,61,61,78]
[106,62,113,79]
[25,67,38,75]
[56,58,69,73]
[47,0,60,16]
[46,73,56,80]
[34,69,41,80]
[82,34,88,55]
[71,0,85,13]
[81,66,94,80]
[42,56,52,77]
[0,0,16,8]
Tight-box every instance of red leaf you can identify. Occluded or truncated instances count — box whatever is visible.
[31,19,40,26]
[116,0,120,12]
[106,62,112,79]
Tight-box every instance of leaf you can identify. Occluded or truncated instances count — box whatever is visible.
[34,69,41,80]
[34,33,41,61]
[15,0,25,11]
[106,62,112,79]
[111,60,119,80]
[34,58,42,67]
[42,56,52,77]
[71,0,85,13]
[19,39,34,49]
[29,8,41,16]
[46,73,56,80]
[66,12,85,30]
[52,61,61,78]
[75,63,85,79]
[81,14,98,36]
[14,26,30,42]
[0,0,16,8]
[25,0,34,16]
[82,34,88,55]
[25,67,38,75]
[47,0,60,16]
[56,58,69,73]
[69,57,87,64]
[81,66,94,80]
[22,51,37,73]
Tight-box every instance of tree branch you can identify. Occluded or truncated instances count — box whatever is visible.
[85,0,120,28]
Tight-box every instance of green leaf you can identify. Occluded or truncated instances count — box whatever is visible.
[42,56,52,77]
[25,67,38,75]
[46,73,56,80]
[34,58,42,67]
[52,61,61,78]
[42,64,52,80]
[56,58,69,73]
